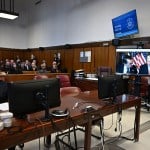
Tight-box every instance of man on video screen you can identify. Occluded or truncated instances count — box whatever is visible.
[116,55,137,74]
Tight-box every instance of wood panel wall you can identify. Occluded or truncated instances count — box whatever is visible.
[0,36,150,74]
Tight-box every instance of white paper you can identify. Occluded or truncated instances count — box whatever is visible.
[0,102,9,111]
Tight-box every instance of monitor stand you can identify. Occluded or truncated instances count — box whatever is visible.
[35,88,52,122]
[112,78,117,104]
[133,75,141,96]
[41,101,52,122]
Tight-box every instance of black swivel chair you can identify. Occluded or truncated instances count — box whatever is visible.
[97,66,112,77]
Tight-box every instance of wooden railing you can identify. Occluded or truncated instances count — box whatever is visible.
[0,72,70,82]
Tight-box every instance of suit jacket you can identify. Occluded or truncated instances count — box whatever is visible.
[24,65,32,71]
[139,64,148,74]
[8,68,23,74]
[116,64,137,74]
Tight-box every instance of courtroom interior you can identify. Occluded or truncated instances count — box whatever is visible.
[0,0,150,150]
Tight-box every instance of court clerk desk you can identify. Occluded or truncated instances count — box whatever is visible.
[0,90,141,150]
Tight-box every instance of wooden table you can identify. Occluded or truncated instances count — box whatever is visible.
[0,90,141,150]
[73,78,98,91]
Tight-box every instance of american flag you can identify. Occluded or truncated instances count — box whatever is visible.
[132,52,147,68]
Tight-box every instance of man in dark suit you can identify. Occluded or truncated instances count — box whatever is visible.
[116,55,137,74]
[49,61,59,73]
[23,60,32,71]
[139,55,150,74]
[8,63,23,74]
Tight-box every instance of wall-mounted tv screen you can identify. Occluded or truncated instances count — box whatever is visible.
[116,49,150,75]
[112,9,139,38]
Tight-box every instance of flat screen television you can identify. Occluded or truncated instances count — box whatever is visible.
[116,49,150,75]
[7,78,61,119]
[112,9,139,38]
[98,75,125,103]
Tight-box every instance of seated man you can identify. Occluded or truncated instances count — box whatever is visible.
[116,55,137,74]
[38,63,48,73]
[30,62,38,71]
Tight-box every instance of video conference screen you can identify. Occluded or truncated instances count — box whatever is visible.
[116,49,150,75]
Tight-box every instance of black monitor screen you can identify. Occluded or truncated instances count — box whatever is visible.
[8,78,61,118]
[0,80,8,104]
[98,75,125,101]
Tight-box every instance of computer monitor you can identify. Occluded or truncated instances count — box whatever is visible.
[0,80,8,104]
[7,78,61,119]
[98,75,125,103]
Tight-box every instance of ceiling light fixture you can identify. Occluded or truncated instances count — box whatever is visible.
[0,10,18,19]
[0,0,19,20]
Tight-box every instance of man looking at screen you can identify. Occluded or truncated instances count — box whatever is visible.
[116,55,137,74]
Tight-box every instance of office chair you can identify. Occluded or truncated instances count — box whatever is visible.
[97,66,112,77]
[56,74,71,87]
[60,86,81,97]
[56,74,81,97]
